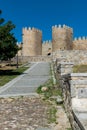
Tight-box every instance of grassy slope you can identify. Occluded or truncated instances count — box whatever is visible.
[0,67,29,86]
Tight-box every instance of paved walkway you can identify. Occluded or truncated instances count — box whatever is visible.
[0,62,71,130]
[0,62,50,97]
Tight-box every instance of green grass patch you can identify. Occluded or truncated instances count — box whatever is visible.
[73,64,87,73]
[37,79,58,123]
[52,87,62,96]
[47,106,57,123]
[36,79,53,98]
[66,128,72,130]
[36,78,62,99]
[0,67,29,86]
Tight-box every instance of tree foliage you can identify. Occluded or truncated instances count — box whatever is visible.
[0,10,19,60]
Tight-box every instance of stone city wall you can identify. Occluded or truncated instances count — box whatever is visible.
[73,37,87,50]
[42,40,52,55]
[52,50,87,64]
[53,60,87,130]
[17,50,87,64]
[18,24,87,56]
[12,55,52,63]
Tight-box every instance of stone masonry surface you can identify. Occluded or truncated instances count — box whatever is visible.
[52,50,87,64]
[22,28,42,56]
[0,97,52,130]
[55,60,87,129]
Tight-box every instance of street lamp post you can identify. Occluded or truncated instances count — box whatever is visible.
[16,51,18,68]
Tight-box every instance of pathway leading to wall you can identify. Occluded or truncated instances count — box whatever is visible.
[0,62,50,97]
[0,62,71,130]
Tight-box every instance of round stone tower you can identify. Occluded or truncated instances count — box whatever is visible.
[22,27,42,56]
[52,24,73,51]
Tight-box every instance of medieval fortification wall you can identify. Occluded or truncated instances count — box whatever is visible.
[52,25,73,51]
[22,27,42,56]
[18,24,87,56]
[42,40,52,55]
[73,37,87,50]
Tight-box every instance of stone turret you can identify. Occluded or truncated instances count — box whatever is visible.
[52,24,73,51]
[22,27,42,56]
[18,24,87,58]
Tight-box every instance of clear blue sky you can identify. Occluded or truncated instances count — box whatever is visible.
[0,0,87,42]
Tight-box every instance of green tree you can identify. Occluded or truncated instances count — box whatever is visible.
[0,10,19,60]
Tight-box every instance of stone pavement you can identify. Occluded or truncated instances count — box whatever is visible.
[0,62,50,97]
[0,97,71,130]
[0,97,52,130]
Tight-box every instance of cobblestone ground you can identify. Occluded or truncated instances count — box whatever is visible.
[0,96,52,130]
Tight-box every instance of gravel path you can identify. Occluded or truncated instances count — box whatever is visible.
[0,96,52,130]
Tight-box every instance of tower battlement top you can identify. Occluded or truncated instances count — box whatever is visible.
[23,27,42,33]
[52,24,73,32]
[43,40,52,44]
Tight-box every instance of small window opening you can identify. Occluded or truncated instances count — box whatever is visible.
[47,52,51,56]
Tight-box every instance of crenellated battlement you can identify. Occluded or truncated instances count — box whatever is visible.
[19,24,87,57]
[73,36,87,50]
[74,36,87,41]
[43,40,52,44]
[22,27,42,34]
[52,24,73,32]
